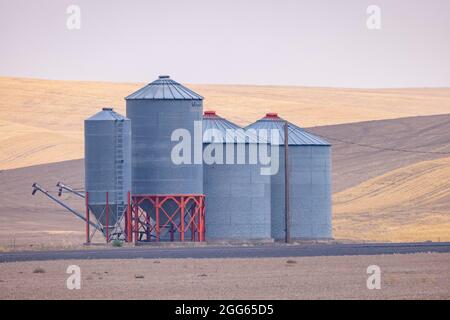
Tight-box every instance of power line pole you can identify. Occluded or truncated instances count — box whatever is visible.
[284,121,291,244]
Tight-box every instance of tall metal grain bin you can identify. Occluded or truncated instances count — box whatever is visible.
[84,108,132,229]
[126,75,203,195]
[203,111,271,240]
[246,113,332,240]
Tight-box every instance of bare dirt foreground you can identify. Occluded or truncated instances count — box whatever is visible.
[0,253,448,300]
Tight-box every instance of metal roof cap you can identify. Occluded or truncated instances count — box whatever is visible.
[245,114,330,146]
[86,108,128,121]
[203,112,267,144]
[125,76,204,100]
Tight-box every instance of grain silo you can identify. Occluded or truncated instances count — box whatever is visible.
[126,75,203,195]
[84,108,132,239]
[246,113,332,240]
[203,111,271,240]
[126,76,205,242]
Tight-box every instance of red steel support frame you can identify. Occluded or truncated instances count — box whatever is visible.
[134,199,139,244]
[83,190,133,243]
[131,194,205,243]
[180,197,185,242]
[199,196,205,242]
[126,191,132,242]
[155,197,160,240]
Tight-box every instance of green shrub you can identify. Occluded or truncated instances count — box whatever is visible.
[111,239,123,247]
[33,267,46,273]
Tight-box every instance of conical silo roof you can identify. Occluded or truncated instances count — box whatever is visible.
[245,113,330,146]
[203,111,262,143]
[86,107,129,121]
[125,75,203,100]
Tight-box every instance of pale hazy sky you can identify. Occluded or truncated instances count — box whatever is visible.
[0,0,449,87]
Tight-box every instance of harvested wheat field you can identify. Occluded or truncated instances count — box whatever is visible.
[1,77,450,170]
[334,157,450,242]
[0,77,449,248]
[0,253,448,299]
[1,115,450,249]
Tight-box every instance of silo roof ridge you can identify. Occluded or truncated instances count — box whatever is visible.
[203,113,266,144]
[85,108,129,121]
[125,76,204,100]
[245,116,331,146]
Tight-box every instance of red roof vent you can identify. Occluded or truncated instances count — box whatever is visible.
[264,112,281,120]
[204,110,219,118]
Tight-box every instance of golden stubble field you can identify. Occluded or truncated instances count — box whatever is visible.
[1,76,450,170]
[334,157,450,242]
[0,77,449,246]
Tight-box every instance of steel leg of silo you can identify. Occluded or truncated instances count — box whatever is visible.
[194,204,199,241]
[198,197,202,242]
[134,202,139,245]
[85,192,90,244]
[197,199,200,242]
[180,197,185,242]
[200,196,205,242]
[105,192,109,243]
[193,202,197,242]
[197,201,201,242]
[203,197,206,241]
[145,208,151,241]
[155,197,160,241]
[124,206,128,241]
[191,205,195,241]
[127,192,132,242]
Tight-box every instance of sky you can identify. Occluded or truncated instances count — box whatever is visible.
[0,0,449,88]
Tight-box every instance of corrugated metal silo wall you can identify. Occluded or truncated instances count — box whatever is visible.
[126,100,203,195]
[203,143,271,240]
[84,118,132,226]
[271,145,332,239]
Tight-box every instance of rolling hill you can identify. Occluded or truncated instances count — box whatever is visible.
[308,114,450,192]
[0,115,449,247]
[0,77,449,247]
[334,157,450,242]
[1,76,450,170]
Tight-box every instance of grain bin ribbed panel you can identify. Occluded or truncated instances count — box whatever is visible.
[126,76,203,195]
[245,113,332,240]
[84,108,131,227]
[203,111,271,240]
